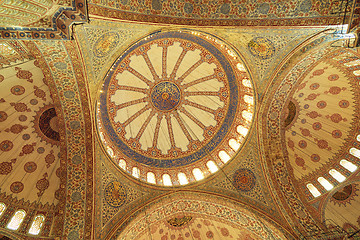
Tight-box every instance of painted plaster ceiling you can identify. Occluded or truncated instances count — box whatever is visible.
[88,0,356,28]
[118,193,287,240]
[0,42,63,210]
[1,0,360,238]
[97,30,254,185]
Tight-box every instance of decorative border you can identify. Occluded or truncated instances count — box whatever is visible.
[88,4,347,27]
[0,0,88,40]
[25,40,94,239]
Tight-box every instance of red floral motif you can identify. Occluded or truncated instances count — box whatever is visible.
[0,74,4,82]
[0,159,16,175]
[298,140,307,149]
[5,124,27,134]
[287,138,295,151]
[0,111,7,122]
[19,142,36,156]
[0,140,13,152]
[221,227,230,236]
[309,83,320,90]
[45,150,55,168]
[315,138,331,150]
[332,130,342,138]
[15,67,33,83]
[312,69,324,76]
[10,181,24,193]
[339,100,349,108]
[317,100,327,109]
[34,86,46,101]
[307,111,321,119]
[325,86,346,95]
[24,161,37,173]
[305,93,320,100]
[310,154,320,162]
[36,173,49,197]
[10,102,31,112]
[326,113,347,123]
[295,154,306,169]
[300,128,311,137]
[328,74,339,81]
[10,85,25,95]
[312,122,322,130]
[206,231,214,238]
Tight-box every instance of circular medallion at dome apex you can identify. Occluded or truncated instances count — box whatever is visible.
[150,81,181,111]
[97,30,254,186]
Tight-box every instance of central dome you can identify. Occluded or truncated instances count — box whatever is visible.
[96,30,254,186]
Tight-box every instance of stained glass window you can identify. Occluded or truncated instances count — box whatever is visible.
[147,172,156,184]
[218,150,231,163]
[306,183,321,198]
[7,210,26,230]
[318,177,333,191]
[178,173,189,185]
[28,215,45,235]
[193,168,204,181]
[206,161,219,173]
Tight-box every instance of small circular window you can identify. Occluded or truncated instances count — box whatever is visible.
[96,30,254,186]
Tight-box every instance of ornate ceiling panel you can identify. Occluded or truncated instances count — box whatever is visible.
[0,0,87,39]
[0,59,61,206]
[285,59,356,181]
[96,30,254,186]
[115,193,289,240]
[88,0,352,27]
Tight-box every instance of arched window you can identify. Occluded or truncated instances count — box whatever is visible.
[237,63,246,72]
[244,95,254,105]
[7,209,26,230]
[132,167,140,178]
[218,150,231,163]
[229,139,240,151]
[107,146,114,157]
[306,183,321,198]
[349,147,360,159]
[242,111,253,122]
[206,161,219,173]
[193,168,204,181]
[353,70,360,76]
[178,173,189,185]
[162,174,172,186]
[118,159,126,170]
[28,215,45,235]
[147,172,156,184]
[340,159,358,172]
[237,125,248,137]
[357,134,360,142]
[241,78,252,88]
[0,203,6,217]
[329,169,346,182]
[317,177,333,191]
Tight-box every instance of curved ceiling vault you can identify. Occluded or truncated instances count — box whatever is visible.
[1,0,360,239]
[261,33,360,238]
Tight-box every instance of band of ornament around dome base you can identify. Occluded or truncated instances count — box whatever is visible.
[97,30,248,172]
